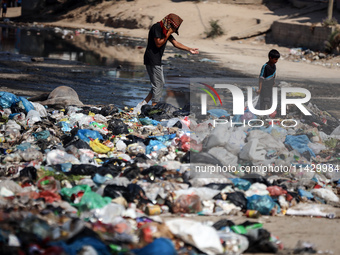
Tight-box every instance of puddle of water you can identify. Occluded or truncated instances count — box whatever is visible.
[0,25,257,111]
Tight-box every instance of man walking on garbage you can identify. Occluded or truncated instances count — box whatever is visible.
[257,49,280,110]
[140,13,199,108]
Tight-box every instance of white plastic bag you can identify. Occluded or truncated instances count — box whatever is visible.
[91,203,125,224]
[311,188,339,203]
[132,100,147,115]
[26,110,42,126]
[174,187,220,201]
[204,124,232,149]
[46,149,80,165]
[31,102,48,117]
[208,147,238,167]
[165,219,223,255]
[226,128,246,155]
[239,138,266,162]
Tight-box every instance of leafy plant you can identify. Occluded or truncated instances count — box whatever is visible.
[324,28,340,53]
[321,17,338,27]
[205,19,224,39]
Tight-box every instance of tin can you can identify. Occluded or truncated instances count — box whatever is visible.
[245,210,261,218]
[145,204,161,215]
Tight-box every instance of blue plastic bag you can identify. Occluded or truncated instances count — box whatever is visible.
[33,130,50,140]
[58,121,72,132]
[139,117,161,126]
[285,135,316,157]
[298,189,314,199]
[207,109,230,118]
[132,238,177,255]
[76,129,103,143]
[0,91,19,109]
[231,178,251,191]
[247,195,277,215]
[18,96,35,113]
[149,133,176,142]
[146,140,167,154]
[51,237,111,255]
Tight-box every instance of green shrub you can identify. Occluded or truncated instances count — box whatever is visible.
[205,19,224,39]
[324,28,340,53]
[321,17,338,27]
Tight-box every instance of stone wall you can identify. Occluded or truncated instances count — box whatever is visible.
[270,21,335,50]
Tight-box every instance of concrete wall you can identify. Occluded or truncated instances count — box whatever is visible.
[270,21,335,50]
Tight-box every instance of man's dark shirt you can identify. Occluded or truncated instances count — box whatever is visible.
[144,23,174,66]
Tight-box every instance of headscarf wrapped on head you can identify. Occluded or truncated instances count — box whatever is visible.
[159,13,183,36]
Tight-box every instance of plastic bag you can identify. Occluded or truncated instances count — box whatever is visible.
[89,121,109,135]
[0,91,19,108]
[208,147,238,167]
[247,195,277,215]
[203,124,232,149]
[31,102,48,117]
[311,188,339,203]
[91,203,125,224]
[245,183,269,197]
[132,238,176,255]
[174,187,220,201]
[226,128,246,155]
[76,129,103,143]
[248,130,286,150]
[33,130,50,140]
[165,219,223,255]
[285,135,316,157]
[18,97,35,113]
[172,194,202,214]
[239,138,266,162]
[132,100,147,115]
[108,119,129,135]
[267,186,287,197]
[226,191,247,210]
[46,149,80,165]
[26,110,41,126]
[145,140,167,154]
[207,109,230,118]
[19,147,43,162]
[116,140,127,152]
[298,189,314,199]
[139,117,160,126]
[308,142,326,154]
[37,176,58,192]
[89,138,111,154]
[231,178,251,191]
[286,203,335,218]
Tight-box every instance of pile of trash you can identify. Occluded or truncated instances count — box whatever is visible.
[0,86,340,254]
[283,47,340,68]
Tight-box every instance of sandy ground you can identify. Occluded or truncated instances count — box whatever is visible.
[12,0,340,82]
[2,1,340,254]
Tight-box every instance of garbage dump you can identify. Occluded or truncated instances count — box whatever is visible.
[0,86,340,254]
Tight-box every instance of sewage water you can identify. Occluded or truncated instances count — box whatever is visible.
[0,25,202,109]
